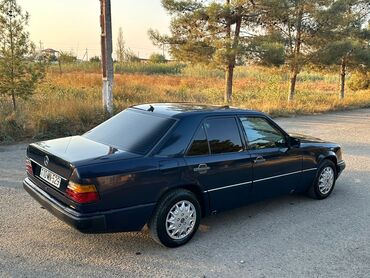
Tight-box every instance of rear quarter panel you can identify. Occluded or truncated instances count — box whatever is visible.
[76,157,189,212]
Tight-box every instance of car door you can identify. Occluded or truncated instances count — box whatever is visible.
[184,117,254,213]
[238,116,303,201]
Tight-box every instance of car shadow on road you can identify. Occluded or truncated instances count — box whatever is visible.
[69,180,356,252]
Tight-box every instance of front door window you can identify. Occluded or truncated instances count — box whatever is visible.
[239,117,286,150]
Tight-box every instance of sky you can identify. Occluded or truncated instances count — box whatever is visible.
[17,0,171,59]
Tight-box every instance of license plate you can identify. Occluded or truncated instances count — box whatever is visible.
[39,167,61,188]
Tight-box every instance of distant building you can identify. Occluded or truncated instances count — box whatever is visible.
[41,48,59,62]
[42,48,59,55]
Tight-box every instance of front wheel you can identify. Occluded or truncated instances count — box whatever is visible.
[307,160,337,199]
[148,189,201,248]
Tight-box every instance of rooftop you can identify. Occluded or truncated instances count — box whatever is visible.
[131,103,262,118]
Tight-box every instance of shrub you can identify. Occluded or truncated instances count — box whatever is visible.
[114,62,184,75]
[59,51,77,63]
[0,113,23,143]
[348,71,370,91]
[89,56,101,63]
[149,53,167,64]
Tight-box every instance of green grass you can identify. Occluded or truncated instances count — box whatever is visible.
[49,62,185,75]
[115,62,185,75]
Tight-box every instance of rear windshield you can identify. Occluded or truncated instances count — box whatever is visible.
[83,109,176,155]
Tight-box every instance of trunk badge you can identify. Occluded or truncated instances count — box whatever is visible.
[44,155,49,167]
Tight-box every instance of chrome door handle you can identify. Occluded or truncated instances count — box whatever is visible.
[193,164,211,173]
[253,156,266,164]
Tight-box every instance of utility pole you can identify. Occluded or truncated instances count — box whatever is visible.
[82,48,89,62]
[100,0,114,115]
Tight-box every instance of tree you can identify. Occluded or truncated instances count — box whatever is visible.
[0,0,45,111]
[149,53,167,63]
[149,0,263,103]
[116,26,125,63]
[311,0,370,99]
[248,30,285,67]
[317,40,370,97]
[115,26,141,63]
[58,51,77,63]
[260,0,338,101]
[125,50,141,62]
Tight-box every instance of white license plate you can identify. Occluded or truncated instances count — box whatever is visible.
[39,167,61,188]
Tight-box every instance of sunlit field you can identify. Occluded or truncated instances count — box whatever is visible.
[1,63,370,143]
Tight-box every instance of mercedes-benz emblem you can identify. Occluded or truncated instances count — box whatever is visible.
[44,155,49,167]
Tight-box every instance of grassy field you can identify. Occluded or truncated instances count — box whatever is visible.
[1,63,370,143]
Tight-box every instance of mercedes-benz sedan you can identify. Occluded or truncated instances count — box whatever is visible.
[24,103,345,247]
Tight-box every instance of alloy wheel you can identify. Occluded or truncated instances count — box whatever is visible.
[318,166,335,195]
[165,200,196,240]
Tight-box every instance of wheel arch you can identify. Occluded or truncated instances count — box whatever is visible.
[319,154,338,177]
[317,150,337,166]
[155,184,208,217]
[324,155,337,166]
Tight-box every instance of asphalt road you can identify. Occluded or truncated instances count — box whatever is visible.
[1,109,370,278]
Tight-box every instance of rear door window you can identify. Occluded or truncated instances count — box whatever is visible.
[187,125,210,156]
[204,118,243,154]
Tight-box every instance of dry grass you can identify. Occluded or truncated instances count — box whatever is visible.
[1,64,370,143]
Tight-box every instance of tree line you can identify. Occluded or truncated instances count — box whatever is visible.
[149,0,370,103]
[1,0,369,112]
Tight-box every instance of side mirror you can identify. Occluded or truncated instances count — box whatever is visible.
[289,137,301,148]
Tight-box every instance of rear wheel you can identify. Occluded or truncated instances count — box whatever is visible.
[148,189,201,248]
[307,160,336,199]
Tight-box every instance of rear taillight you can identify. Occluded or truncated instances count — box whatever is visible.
[25,158,33,175]
[66,182,99,203]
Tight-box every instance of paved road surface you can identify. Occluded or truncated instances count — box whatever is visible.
[1,109,370,278]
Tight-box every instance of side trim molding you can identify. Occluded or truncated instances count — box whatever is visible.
[253,170,302,183]
[203,168,318,193]
[302,167,318,173]
[204,181,252,193]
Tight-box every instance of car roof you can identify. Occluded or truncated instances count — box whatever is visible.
[130,103,264,118]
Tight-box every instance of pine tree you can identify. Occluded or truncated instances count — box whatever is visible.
[0,0,45,111]
[259,0,338,101]
[311,0,370,99]
[149,0,264,103]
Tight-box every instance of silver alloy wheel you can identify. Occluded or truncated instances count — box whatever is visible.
[318,166,335,195]
[165,200,196,240]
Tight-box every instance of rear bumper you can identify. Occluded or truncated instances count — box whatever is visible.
[337,160,346,177]
[23,177,155,233]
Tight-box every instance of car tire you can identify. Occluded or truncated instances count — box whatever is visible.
[307,159,337,200]
[148,189,201,248]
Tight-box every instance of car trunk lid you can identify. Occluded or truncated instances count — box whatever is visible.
[26,136,141,205]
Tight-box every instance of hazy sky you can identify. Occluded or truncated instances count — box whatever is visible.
[17,0,171,59]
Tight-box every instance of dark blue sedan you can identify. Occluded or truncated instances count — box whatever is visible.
[24,103,345,247]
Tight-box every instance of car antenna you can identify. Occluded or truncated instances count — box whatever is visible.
[147,105,155,112]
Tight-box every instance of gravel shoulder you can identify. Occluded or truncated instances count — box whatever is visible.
[1,109,370,278]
